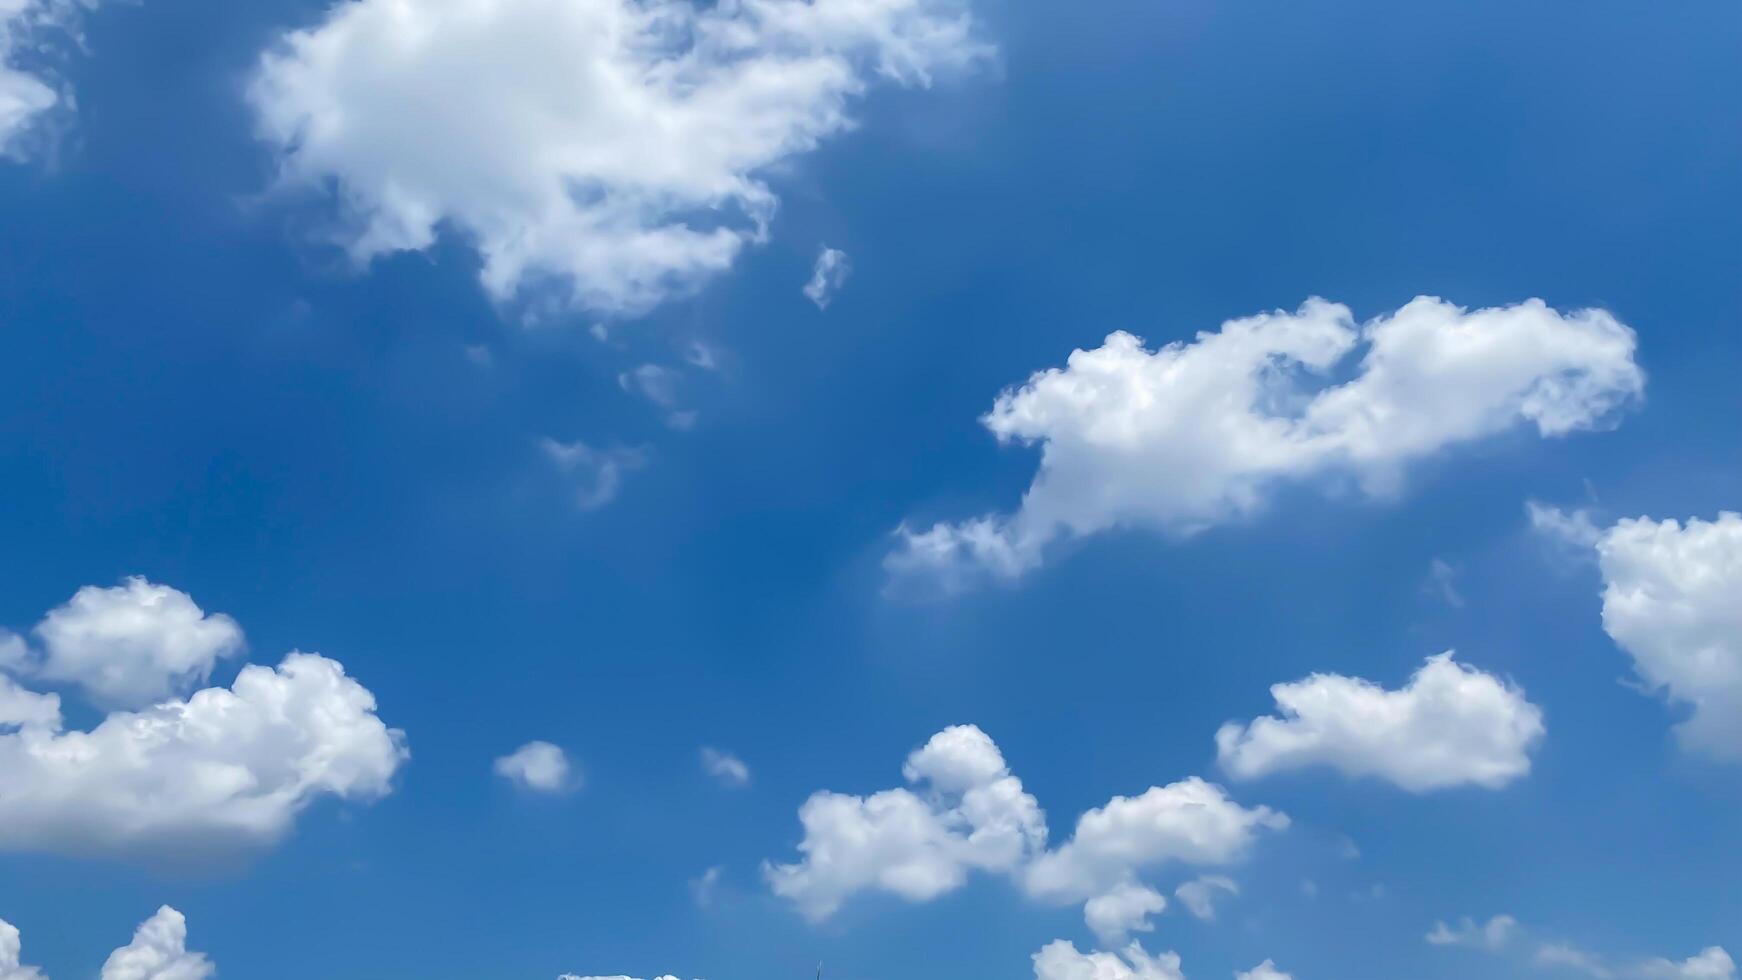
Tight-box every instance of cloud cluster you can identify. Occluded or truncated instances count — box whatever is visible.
[1216,654,1545,792]
[0,908,214,980]
[250,0,986,316]
[1592,513,1742,760]
[764,725,1285,941]
[0,580,407,862]
[1033,940,1186,980]
[890,297,1644,587]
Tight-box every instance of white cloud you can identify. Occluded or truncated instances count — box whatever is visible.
[1427,914,1519,950]
[250,0,986,317]
[763,724,1046,921]
[494,741,574,793]
[1215,653,1545,792]
[1032,940,1186,980]
[700,746,750,788]
[1430,914,1732,980]
[766,726,1284,927]
[619,364,696,430]
[1536,942,1615,978]
[889,297,1644,587]
[1593,513,1742,760]
[689,865,724,907]
[1173,875,1238,922]
[1235,961,1293,980]
[1083,882,1167,946]
[99,907,214,980]
[1022,778,1286,906]
[0,583,405,861]
[1528,501,1603,551]
[804,246,851,309]
[0,917,45,980]
[1639,948,1736,980]
[1,0,113,157]
[541,438,649,510]
[6,577,246,710]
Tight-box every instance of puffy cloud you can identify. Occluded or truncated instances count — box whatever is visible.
[250,0,986,316]
[766,726,1284,926]
[1427,914,1520,950]
[494,741,574,793]
[763,724,1046,921]
[541,438,648,510]
[1032,941,1186,980]
[700,746,751,787]
[1084,882,1167,946]
[0,917,46,980]
[0,582,405,862]
[1235,962,1293,980]
[1593,513,1742,760]
[1022,779,1285,906]
[804,246,851,309]
[889,297,1643,587]
[7,577,246,710]
[1173,875,1238,922]
[99,907,213,980]
[1215,653,1545,792]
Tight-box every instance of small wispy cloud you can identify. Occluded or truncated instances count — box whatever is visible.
[701,746,751,788]
[803,247,851,309]
[540,438,648,510]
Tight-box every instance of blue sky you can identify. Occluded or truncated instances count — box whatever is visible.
[0,1,1738,978]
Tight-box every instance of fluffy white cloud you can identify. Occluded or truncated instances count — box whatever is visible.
[541,438,648,510]
[1235,962,1293,980]
[2,910,219,980]
[1032,941,1186,980]
[0,917,45,980]
[766,726,1284,927]
[889,297,1644,587]
[4,578,246,710]
[1084,882,1167,946]
[1593,513,1742,760]
[99,908,213,980]
[1022,778,1286,906]
[1173,874,1238,922]
[763,724,1046,921]
[700,746,751,787]
[250,0,986,316]
[804,246,851,309]
[1427,914,1520,950]
[494,741,573,793]
[0,582,405,861]
[1215,653,1545,792]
